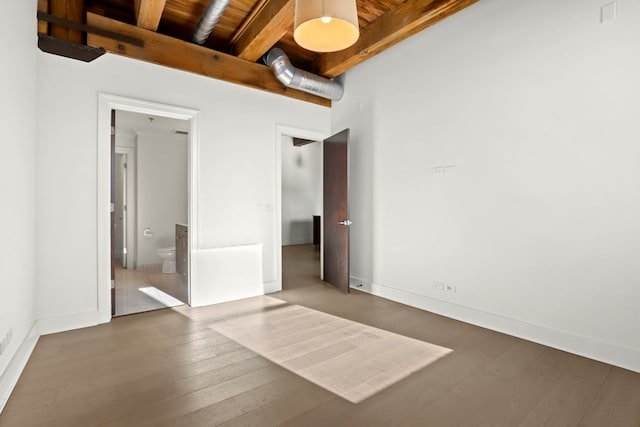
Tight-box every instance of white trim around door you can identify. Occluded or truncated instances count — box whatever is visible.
[97,93,200,324]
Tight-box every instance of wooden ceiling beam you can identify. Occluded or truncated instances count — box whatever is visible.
[313,0,479,78]
[134,0,167,31]
[50,0,84,43]
[38,0,49,34]
[231,0,294,62]
[85,12,330,107]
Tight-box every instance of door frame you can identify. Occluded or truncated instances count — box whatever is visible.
[97,93,200,323]
[274,125,327,292]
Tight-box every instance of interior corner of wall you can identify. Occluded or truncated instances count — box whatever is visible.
[0,321,39,415]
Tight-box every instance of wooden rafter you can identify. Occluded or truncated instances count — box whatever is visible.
[85,12,331,107]
[314,0,479,78]
[50,0,84,43]
[37,0,478,106]
[134,0,167,31]
[230,0,294,62]
[38,0,49,34]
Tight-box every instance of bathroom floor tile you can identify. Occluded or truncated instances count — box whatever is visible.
[114,263,187,316]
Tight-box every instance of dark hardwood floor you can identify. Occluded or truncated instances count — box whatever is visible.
[1,244,639,426]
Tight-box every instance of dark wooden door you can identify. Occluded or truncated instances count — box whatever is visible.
[323,129,350,293]
[110,110,116,316]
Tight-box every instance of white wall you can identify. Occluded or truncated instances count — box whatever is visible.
[36,51,330,324]
[334,0,640,371]
[0,0,38,407]
[137,133,188,266]
[281,136,322,245]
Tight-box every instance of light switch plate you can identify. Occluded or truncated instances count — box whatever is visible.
[601,1,616,23]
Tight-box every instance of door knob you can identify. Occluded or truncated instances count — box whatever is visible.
[338,220,353,226]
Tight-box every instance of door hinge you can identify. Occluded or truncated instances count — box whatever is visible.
[123,162,127,169]
[111,126,115,136]
[110,203,115,213]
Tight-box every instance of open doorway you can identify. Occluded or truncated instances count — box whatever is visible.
[112,110,190,316]
[281,135,323,290]
[276,127,352,294]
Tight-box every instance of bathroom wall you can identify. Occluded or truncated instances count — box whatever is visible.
[114,153,124,261]
[115,132,137,269]
[136,132,188,267]
[281,136,322,245]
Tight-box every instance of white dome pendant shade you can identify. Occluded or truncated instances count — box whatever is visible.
[294,0,360,52]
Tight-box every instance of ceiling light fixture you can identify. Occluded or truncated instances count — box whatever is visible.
[294,0,359,53]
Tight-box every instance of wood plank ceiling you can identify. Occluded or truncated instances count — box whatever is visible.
[37,0,478,106]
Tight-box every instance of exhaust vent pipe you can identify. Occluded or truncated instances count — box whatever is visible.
[191,0,231,44]
[264,48,344,102]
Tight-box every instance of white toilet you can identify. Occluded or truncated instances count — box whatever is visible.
[156,247,176,274]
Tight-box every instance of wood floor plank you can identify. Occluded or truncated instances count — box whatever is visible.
[279,328,372,370]
[97,365,288,426]
[519,356,612,426]
[427,347,575,427]
[483,339,547,380]
[217,381,334,427]
[579,366,640,426]
[163,374,328,426]
[286,349,493,427]
[261,321,363,361]
[398,369,506,426]
[12,331,238,399]
[1,350,267,426]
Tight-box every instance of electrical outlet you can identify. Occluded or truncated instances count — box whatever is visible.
[433,281,444,291]
[445,284,457,293]
[443,165,456,176]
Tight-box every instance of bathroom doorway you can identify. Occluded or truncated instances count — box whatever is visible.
[111,110,190,316]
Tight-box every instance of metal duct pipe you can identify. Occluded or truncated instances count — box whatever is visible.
[264,48,344,101]
[191,0,231,44]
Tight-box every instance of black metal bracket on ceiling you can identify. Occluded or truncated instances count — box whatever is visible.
[36,11,144,62]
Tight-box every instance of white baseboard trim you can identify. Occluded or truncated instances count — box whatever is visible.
[351,277,640,373]
[0,322,39,414]
[263,281,281,295]
[38,310,102,336]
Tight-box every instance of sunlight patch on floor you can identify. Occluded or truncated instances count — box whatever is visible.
[191,295,453,403]
[138,286,184,307]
